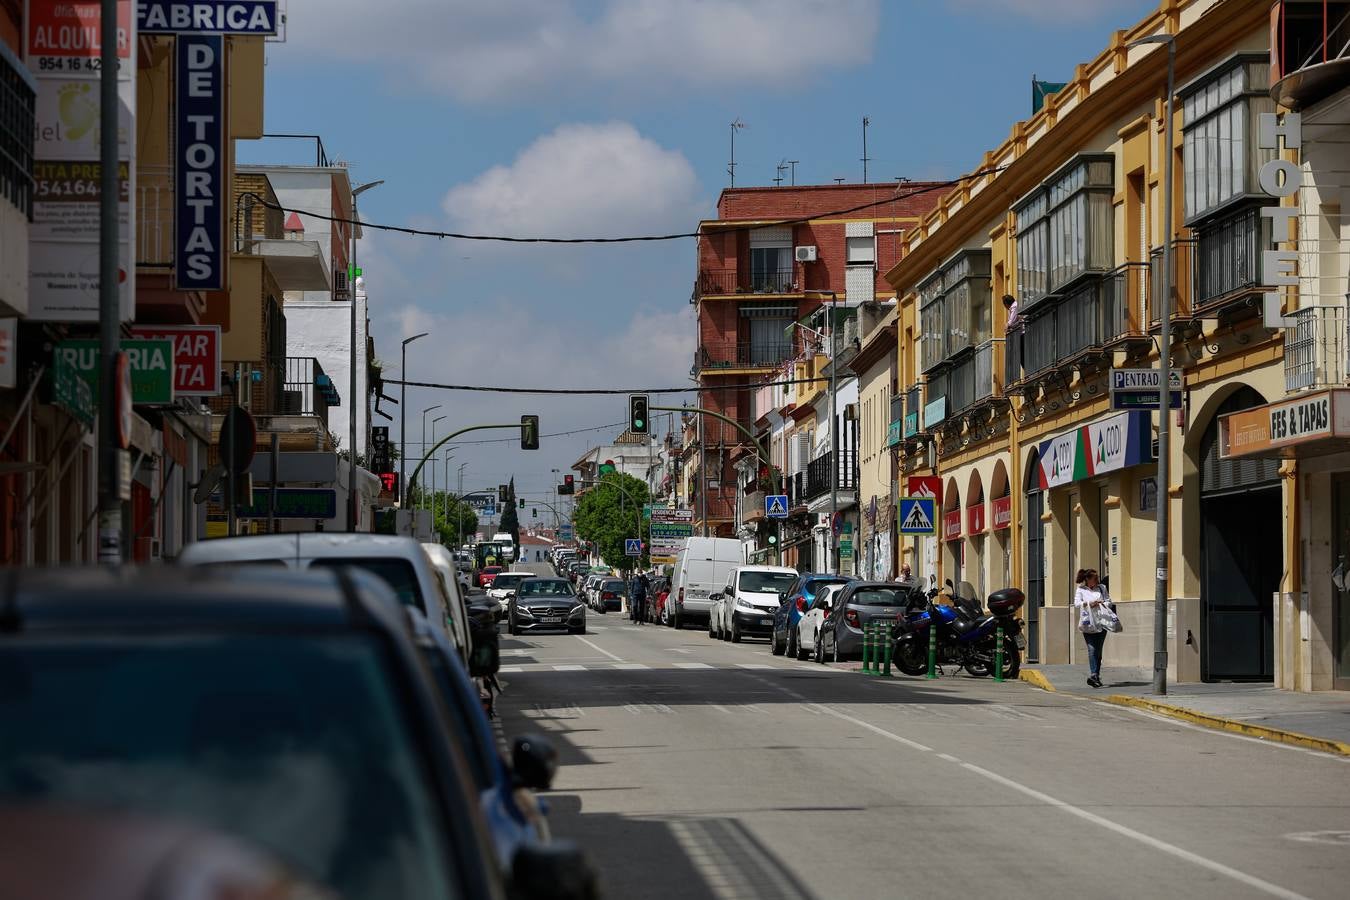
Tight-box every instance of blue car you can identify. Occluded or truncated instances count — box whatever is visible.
[770,573,856,657]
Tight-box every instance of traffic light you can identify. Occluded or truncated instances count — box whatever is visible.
[532,508,538,518]
[629,394,649,435]
[519,498,525,509]
[520,414,539,450]
[498,484,508,503]
[559,474,575,495]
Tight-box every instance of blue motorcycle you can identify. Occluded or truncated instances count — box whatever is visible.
[893,579,1025,678]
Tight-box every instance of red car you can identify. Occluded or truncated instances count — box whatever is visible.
[477,565,503,588]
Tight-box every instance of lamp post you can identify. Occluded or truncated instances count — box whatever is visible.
[420,405,442,522]
[430,415,446,520]
[347,179,384,533]
[400,332,429,509]
[1129,32,1176,696]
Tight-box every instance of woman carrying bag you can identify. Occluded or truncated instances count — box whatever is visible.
[1074,568,1120,688]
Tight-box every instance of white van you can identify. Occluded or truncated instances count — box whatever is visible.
[668,537,743,630]
[710,564,799,643]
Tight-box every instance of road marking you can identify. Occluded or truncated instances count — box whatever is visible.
[499,666,523,673]
[666,648,695,654]
[736,663,774,670]
[575,635,624,662]
[612,663,651,670]
[711,704,732,714]
[553,665,587,671]
[502,649,532,656]
[937,753,962,763]
[1120,706,1350,762]
[672,662,714,670]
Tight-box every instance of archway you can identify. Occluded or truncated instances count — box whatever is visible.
[943,478,962,589]
[991,460,1012,593]
[1022,448,1045,660]
[966,470,986,598]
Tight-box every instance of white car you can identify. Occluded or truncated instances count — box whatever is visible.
[420,542,474,662]
[797,583,846,662]
[486,571,535,603]
[710,564,799,643]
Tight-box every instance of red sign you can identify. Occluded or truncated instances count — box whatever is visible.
[966,502,986,535]
[130,325,221,397]
[992,496,1012,530]
[908,476,942,506]
[943,509,962,541]
[26,1,133,62]
[378,472,400,495]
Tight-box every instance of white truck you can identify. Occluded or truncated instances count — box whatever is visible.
[491,532,516,563]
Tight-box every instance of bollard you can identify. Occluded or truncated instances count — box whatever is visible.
[861,623,874,675]
[993,625,1004,683]
[881,622,893,677]
[925,619,938,680]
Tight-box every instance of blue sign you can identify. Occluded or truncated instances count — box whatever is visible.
[139,2,281,34]
[175,35,225,291]
[898,497,937,536]
[559,524,574,540]
[765,494,789,519]
[482,505,496,517]
[625,538,643,557]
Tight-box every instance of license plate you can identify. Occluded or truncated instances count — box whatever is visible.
[1015,635,1027,649]
[760,618,774,626]
[540,617,563,624]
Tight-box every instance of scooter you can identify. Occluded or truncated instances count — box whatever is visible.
[893,578,1026,678]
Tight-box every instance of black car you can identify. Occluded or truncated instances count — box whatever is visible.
[508,577,586,635]
[0,566,595,900]
[593,577,627,613]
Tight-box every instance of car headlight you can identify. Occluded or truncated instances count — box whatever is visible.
[735,601,759,613]
[570,603,585,615]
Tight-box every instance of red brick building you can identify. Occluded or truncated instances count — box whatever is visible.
[689,183,947,536]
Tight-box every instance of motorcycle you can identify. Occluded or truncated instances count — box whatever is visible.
[893,578,1026,678]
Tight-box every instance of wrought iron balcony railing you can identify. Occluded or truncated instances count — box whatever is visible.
[1285,304,1349,393]
[803,449,858,502]
[696,268,798,296]
[696,341,796,370]
[209,357,337,430]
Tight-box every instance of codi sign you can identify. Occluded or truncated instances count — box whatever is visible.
[175,34,223,291]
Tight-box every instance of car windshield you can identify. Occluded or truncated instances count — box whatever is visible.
[848,587,907,607]
[739,571,798,593]
[600,579,626,592]
[521,580,575,597]
[310,559,422,612]
[491,574,527,590]
[0,635,459,900]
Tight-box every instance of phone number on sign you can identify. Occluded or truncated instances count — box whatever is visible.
[34,57,125,74]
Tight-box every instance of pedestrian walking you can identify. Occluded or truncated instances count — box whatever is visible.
[1074,568,1110,688]
[630,573,648,625]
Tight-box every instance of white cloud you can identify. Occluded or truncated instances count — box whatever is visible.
[442,122,703,238]
[279,0,878,102]
[946,0,1146,23]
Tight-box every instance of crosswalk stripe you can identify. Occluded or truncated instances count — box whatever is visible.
[553,665,587,671]
[735,663,774,670]
[612,663,651,670]
[672,662,714,670]
[499,666,524,674]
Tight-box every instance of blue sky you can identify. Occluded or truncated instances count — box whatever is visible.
[241,0,1156,519]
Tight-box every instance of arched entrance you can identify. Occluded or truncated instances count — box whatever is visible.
[943,478,962,588]
[1199,386,1281,681]
[1024,448,1045,661]
[966,470,986,598]
[991,460,1012,592]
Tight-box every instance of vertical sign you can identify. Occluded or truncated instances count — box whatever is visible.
[24,0,136,321]
[175,34,224,290]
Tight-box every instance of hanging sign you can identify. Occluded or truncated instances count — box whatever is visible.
[1220,389,1350,458]
[129,324,220,396]
[907,475,942,506]
[966,502,986,535]
[991,495,1012,530]
[55,338,175,405]
[1257,111,1302,328]
[175,34,225,291]
[942,509,962,542]
[138,1,281,34]
[1036,411,1152,489]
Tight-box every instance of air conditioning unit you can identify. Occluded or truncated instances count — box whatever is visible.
[795,245,818,263]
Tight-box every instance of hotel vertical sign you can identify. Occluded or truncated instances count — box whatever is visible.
[175,34,225,291]
[1259,111,1302,328]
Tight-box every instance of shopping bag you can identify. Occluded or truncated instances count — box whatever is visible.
[1097,602,1123,634]
[1077,603,1098,633]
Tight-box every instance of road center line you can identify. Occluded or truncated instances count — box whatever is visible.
[575,635,624,662]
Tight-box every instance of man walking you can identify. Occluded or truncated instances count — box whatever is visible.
[631,573,648,625]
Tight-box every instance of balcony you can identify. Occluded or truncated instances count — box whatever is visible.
[1150,239,1197,323]
[209,356,338,432]
[943,339,1004,416]
[902,384,923,439]
[1284,305,1349,393]
[803,449,858,505]
[696,340,795,371]
[1103,262,1150,345]
[1004,327,1024,388]
[696,268,798,297]
[1270,1,1350,110]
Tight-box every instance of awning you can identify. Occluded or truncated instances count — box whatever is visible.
[740,305,796,319]
[1221,389,1350,460]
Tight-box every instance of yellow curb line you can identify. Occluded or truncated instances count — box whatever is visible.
[1104,694,1350,758]
[1018,668,1055,692]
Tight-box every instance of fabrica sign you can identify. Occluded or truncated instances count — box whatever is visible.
[175,34,224,291]
[138,1,280,34]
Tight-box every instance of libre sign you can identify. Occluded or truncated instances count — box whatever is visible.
[176,34,224,291]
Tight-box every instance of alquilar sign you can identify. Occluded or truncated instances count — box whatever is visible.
[138,2,281,34]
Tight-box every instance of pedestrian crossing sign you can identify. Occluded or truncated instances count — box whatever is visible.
[898,496,937,536]
[625,538,643,556]
[765,494,789,519]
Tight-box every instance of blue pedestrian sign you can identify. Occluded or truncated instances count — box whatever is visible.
[765,494,789,519]
[625,538,643,557]
[898,496,937,536]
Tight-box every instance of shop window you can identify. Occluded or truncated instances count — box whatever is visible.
[1015,154,1114,309]
[1180,53,1276,226]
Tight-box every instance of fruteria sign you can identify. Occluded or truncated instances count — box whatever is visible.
[1220,389,1350,459]
[55,338,175,405]
[129,324,220,396]
[176,34,224,291]
[138,1,281,34]
[1036,410,1151,490]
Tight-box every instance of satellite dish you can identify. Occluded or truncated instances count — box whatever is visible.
[193,463,227,505]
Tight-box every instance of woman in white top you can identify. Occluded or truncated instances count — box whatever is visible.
[1073,568,1108,688]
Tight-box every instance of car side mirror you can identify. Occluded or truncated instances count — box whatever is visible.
[511,733,558,791]
[945,578,954,590]
[710,592,722,601]
[512,841,599,900]
[506,591,518,600]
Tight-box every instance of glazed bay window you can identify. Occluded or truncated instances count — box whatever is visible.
[1015,155,1113,309]
[1181,53,1276,225]
[919,272,945,370]
[919,249,992,372]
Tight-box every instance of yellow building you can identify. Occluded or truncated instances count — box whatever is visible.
[883,0,1312,685]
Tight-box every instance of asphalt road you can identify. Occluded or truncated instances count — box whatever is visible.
[496,609,1350,900]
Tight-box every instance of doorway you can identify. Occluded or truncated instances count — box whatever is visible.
[1333,475,1350,690]
[1024,486,1045,662]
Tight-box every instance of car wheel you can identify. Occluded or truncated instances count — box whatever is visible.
[708,617,717,639]
[786,626,797,659]
[814,635,825,664]
[673,611,682,630]
[832,635,843,664]
[730,620,741,643]
[795,628,810,661]
[770,628,785,656]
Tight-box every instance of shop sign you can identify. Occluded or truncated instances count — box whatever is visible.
[1109,368,1182,411]
[886,419,902,447]
[923,396,947,430]
[138,1,281,34]
[49,354,96,428]
[370,426,391,473]
[238,488,338,520]
[907,475,942,506]
[966,502,986,535]
[1219,390,1350,459]
[55,339,175,405]
[1257,111,1303,328]
[991,495,1012,530]
[1036,410,1151,489]
[176,34,224,290]
[943,509,962,542]
[129,324,220,396]
[903,409,919,438]
[0,318,15,389]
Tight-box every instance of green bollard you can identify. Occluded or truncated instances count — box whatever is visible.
[925,618,938,680]
[881,622,893,677]
[861,623,873,675]
[994,625,1005,683]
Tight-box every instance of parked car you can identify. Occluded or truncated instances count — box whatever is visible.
[507,578,586,635]
[770,573,856,656]
[0,565,596,900]
[578,574,603,608]
[594,577,627,613]
[567,562,590,585]
[798,583,847,661]
[178,533,459,650]
[816,582,912,663]
[478,565,505,589]
[421,541,474,662]
[709,564,798,643]
[648,576,671,623]
[667,537,742,630]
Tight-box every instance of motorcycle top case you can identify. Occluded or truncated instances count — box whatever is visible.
[986,588,1026,616]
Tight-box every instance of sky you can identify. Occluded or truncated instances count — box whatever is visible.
[240,0,1157,526]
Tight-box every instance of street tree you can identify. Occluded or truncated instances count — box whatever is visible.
[500,477,521,559]
[573,472,650,571]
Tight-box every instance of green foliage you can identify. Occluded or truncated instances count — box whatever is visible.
[573,472,650,570]
[500,478,520,554]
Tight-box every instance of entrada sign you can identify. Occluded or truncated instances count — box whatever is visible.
[138,1,281,34]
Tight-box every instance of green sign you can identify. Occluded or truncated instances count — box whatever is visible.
[598,463,617,476]
[839,538,853,559]
[886,419,902,447]
[238,488,338,519]
[55,339,176,405]
[903,410,919,438]
[49,355,96,429]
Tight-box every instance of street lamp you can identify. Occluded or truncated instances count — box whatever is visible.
[347,179,384,533]
[400,332,429,507]
[1128,32,1175,696]
[419,405,442,523]
[430,415,446,519]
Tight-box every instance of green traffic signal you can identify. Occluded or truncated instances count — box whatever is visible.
[628,394,649,435]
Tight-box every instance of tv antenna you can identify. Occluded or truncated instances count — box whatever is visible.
[788,160,799,186]
[774,159,787,187]
[861,116,871,183]
[728,119,746,187]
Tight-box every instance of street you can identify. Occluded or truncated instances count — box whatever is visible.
[497,613,1350,900]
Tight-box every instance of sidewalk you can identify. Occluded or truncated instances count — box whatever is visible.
[1021,665,1350,756]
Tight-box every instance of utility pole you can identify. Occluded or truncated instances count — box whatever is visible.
[96,0,122,564]
[399,332,428,512]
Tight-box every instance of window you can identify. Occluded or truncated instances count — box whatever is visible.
[846,236,875,264]
[1193,205,1265,304]
[919,249,992,372]
[749,226,794,293]
[1015,155,1114,307]
[1180,54,1275,225]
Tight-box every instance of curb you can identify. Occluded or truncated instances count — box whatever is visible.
[1018,668,1056,692]
[1104,694,1350,758]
